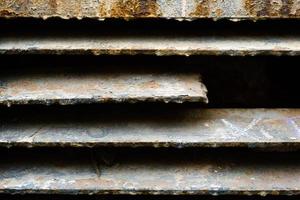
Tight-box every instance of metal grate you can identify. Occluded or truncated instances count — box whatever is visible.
[0,1,300,199]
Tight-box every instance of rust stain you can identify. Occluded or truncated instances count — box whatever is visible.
[0,2,6,7]
[98,1,108,16]
[49,0,81,18]
[109,0,160,18]
[140,80,161,90]
[0,0,300,19]
[244,0,256,16]
[215,8,223,17]
[280,0,292,16]
[257,0,271,17]
[244,0,269,17]
[190,0,210,17]
[268,0,283,16]
[9,80,39,93]
[23,0,31,12]
[0,9,17,17]
[11,0,30,13]
[267,0,295,17]
[245,0,300,17]
[49,0,58,15]
[290,0,300,16]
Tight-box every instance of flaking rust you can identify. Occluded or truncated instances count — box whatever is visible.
[244,0,300,17]
[108,0,160,17]
[0,0,299,20]
[190,0,210,17]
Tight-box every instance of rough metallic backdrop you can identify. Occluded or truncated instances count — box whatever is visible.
[0,0,300,20]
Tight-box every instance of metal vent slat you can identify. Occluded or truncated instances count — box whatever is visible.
[0,0,299,20]
[0,149,299,196]
[1,35,299,56]
[1,109,299,148]
[0,70,207,105]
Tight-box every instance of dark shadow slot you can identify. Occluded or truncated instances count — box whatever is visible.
[1,55,299,108]
[1,18,300,36]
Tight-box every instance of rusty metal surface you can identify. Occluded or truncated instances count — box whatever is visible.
[0,69,207,105]
[1,34,300,56]
[0,148,300,195]
[0,0,300,20]
[0,109,299,148]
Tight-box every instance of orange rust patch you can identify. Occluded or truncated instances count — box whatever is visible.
[269,0,282,16]
[214,8,223,17]
[244,0,297,17]
[49,0,58,14]
[244,0,271,17]
[244,0,257,16]
[10,80,39,92]
[0,9,17,17]
[110,0,160,18]
[140,80,160,90]
[190,0,210,17]
[98,1,108,16]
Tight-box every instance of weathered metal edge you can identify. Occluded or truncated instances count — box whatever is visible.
[0,189,299,196]
[1,141,300,150]
[0,49,299,57]
[2,15,300,21]
[0,96,208,106]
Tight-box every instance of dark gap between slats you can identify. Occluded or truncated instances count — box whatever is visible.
[1,55,299,108]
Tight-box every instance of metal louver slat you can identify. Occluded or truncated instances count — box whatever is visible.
[0,69,207,105]
[0,0,300,20]
[0,149,300,196]
[1,34,300,56]
[0,109,299,149]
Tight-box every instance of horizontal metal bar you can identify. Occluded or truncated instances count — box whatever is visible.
[1,35,299,56]
[0,0,300,20]
[0,70,207,105]
[0,149,299,195]
[0,109,299,148]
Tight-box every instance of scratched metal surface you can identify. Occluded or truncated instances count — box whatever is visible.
[0,148,300,195]
[0,0,300,20]
[0,68,207,105]
[0,109,299,148]
[1,34,300,56]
